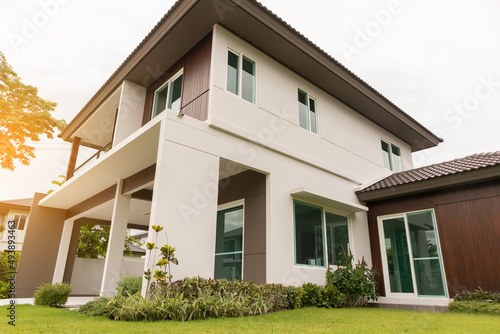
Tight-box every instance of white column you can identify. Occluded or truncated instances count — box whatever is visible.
[100,180,131,296]
[52,219,74,283]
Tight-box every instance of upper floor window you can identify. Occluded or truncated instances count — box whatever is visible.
[13,214,27,230]
[297,89,317,134]
[152,69,183,118]
[381,140,403,172]
[226,50,256,104]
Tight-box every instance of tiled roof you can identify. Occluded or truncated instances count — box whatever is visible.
[124,243,146,254]
[0,198,33,208]
[359,152,500,193]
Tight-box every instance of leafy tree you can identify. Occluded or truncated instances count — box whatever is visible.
[76,224,110,258]
[0,51,66,171]
[76,224,142,259]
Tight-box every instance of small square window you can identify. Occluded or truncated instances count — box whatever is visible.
[14,215,27,230]
[381,140,403,172]
[152,70,184,118]
[297,89,318,134]
[226,50,256,104]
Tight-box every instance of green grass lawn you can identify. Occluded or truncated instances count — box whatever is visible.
[2,305,499,333]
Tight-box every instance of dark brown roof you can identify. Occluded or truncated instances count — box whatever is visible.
[359,151,500,194]
[0,198,33,208]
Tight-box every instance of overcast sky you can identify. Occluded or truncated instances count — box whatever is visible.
[1,0,499,200]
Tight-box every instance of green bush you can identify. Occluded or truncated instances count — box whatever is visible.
[116,275,142,296]
[318,285,345,308]
[301,283,321,306]
[283,286,304,309]
[449,301,500,314]
[0,280,12,299]
[453,288,500,303]
[78,297,108,316]
[79,277,346,321]
[326,248,379,307]
[34,282,72,307]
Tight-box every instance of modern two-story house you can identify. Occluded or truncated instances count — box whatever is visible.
[17,0,459,308]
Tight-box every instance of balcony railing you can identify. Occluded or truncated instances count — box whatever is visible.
[73,142,112,176]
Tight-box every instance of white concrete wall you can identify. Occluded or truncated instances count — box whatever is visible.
[144,107,371,286]
[71,258,144,295]
[146,128,220,281]
[113,80,147,146]
[210,25,413,183]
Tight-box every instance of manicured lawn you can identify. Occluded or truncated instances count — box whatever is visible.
[2,305,499,333]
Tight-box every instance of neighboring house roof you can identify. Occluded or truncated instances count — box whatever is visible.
[357,152,500,202]
[0,198,33,208]
[59,0,441,152]
[131,232,148,239]
[124,243,146,254]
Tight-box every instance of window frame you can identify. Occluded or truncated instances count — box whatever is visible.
[297,88,319,134]
[151,68,184,118]
[214,199,245,281]
[381,139,403,172]
[226,48,257,104]
[377,208,448,298]
[14,214,27,230]
[293,200,352,268]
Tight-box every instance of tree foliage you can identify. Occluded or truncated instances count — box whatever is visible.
[0,51,66,170]
[76,224,141,259]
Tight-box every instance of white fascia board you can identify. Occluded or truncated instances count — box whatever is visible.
[290,187,368,213]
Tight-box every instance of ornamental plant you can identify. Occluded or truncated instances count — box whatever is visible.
[326,246,378,307]
[143,225,178,296]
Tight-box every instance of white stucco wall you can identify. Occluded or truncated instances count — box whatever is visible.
[113,80,147,146]
[71,258,144,295]
[210,25,413,181]
[138,25,420,287]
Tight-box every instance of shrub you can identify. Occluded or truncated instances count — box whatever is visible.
[449,301,500,314]
[453,288,500,303]
[318,285,345,308]
[0,280,11,299]
[283,286,304,309]
[116,275,142,296]
[34,282,72,307]
[301,283,321,306]
[78,297,108,316]
[326,247,379,307]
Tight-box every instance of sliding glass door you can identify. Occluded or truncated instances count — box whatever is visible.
[379,210,447,297]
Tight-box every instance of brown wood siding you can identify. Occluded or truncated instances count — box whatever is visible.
[218,170,267,284]
[121,164,156,195]
[142,33,212,125]
[366,179,500,297]
[66,185,117,219]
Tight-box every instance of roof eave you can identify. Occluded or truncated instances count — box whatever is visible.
[59,0,441,151]
[357,164,500,202]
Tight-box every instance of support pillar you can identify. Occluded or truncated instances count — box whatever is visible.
[66,137,81,181]
[52,220,75,283]
[100,180,130,296]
